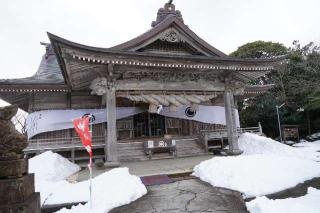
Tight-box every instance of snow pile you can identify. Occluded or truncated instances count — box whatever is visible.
[246,187,320,213]
[28,151,146,212]
[29,151,81,204]
[29,151,80,182]
[238,133,320,161]
[55,168,147,213]
[193,154,320,198]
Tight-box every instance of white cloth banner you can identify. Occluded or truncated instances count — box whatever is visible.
[160,105,240,127]
[26,106,240,139]
[26,107,144,139]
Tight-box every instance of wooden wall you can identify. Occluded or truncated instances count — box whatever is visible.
[31,93,68,111]
[30,92,101,111]
[71,94,101,109]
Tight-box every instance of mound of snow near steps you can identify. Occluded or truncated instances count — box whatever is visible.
[28,151,147,212]
[238,133,320,161]
[193,154,320,198]
[54,168,147,213]
[29,150,80,182]
[246,187,320,213]
[28,151,81,205]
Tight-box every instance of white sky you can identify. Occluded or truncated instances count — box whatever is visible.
[0,0,320,79]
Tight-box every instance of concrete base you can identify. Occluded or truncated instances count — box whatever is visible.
[0,158,40,213]
[226,149,243,156]
[94,159,105,169]
[0,174,35,205]
[104,161,121,168]
[0,192,41,213]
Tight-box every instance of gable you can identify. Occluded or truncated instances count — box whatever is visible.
[110,2,228,58]
[136,28,206,56]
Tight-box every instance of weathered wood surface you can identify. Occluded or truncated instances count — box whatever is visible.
[71,94,100,109]
[224,91,242,155]
[25,136,206,162]
[30,92,101,111]
[115,80,225,91]
[201,126,263,152]
[32,93,68,110]
[106,73,118,162]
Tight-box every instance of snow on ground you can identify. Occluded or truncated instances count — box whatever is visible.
[246,187,320,213]
[29,151,81,204]
[55,168,147,213]
[238,133,320,161]
[193,154,320,198]
[293,140,320,155]
[29,151,80,182]
[193,133,320,198]
[29,151,147,212]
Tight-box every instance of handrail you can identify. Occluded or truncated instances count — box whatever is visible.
[200,127,260,133]
[28,136,105,143]
[200,124,263,136]
[27,136,106,151]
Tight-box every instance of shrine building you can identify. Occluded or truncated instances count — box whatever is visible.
[0,2,283,164]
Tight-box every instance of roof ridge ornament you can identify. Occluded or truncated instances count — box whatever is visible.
[151,1,183,27]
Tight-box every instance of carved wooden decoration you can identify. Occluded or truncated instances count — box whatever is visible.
[159,28,185,43]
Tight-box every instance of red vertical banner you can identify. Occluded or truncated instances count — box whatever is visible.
[73,116,92,158]
[73,116,94,208]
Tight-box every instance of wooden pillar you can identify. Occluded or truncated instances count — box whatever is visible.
[105,63,120,167]
[224,90,243,155]
[105,84,119,164]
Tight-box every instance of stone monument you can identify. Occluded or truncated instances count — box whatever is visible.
[0,105,40,213]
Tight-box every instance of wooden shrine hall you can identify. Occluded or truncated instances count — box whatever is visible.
[0,1,283,164]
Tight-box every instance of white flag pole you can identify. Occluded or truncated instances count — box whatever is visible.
[89,115,93,209]
[89,157,93,209]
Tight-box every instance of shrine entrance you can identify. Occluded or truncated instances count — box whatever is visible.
[133,113,166,138]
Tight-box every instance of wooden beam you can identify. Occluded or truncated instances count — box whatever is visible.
[116,80,225,91]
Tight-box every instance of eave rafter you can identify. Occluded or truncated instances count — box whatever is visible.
[49,32,285,92]
[67,50,276,72]
[0,84,69,93]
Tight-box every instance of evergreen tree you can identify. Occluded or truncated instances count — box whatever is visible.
[231,41,320,137]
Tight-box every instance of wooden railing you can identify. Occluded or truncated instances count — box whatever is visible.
[26,136,106,152]
[200,123,263,151]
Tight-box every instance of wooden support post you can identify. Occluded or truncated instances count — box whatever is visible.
[105,84,120,166]
[71,138,75,163]
[224,90,243,155]
[258,122,263,135]
[204,134,209,152]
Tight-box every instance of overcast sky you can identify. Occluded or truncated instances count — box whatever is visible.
[1,0,320,79]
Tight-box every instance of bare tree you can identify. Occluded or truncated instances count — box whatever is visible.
[11,109,28,135]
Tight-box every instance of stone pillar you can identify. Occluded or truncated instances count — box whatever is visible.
[224,90,243,155]
[0,105,40,212]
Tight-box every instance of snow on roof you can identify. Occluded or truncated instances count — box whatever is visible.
[0,44,64,85]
